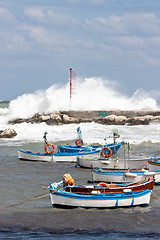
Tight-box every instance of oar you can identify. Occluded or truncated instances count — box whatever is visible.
[6,192,49,208]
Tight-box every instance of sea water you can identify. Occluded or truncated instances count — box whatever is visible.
[0,78,160,239]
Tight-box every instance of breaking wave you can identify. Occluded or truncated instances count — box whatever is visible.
[0,77,159,123]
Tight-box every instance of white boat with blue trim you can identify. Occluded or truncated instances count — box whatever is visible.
[18,131,124,162]
[49,188,152,208]
[76,155,149,170]
[58,128,123,154]
[76,142,149,170]
[18,132,101,162]
[18,148,100,162]
[58,141,123,154]
[92,169,160,183]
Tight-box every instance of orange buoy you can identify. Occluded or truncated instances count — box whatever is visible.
[98,182,109,187]
[75,138,83,147]
[101,147,112,158]
[63,173,75,186]
[45,143,55,154]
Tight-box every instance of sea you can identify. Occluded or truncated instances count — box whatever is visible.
[1,78,160,239]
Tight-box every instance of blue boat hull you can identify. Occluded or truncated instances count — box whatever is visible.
[58,141,124,154]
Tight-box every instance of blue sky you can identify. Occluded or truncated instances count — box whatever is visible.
[1,0,160,101]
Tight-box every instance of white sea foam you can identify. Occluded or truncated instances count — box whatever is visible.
[0,121,160,147]
[0,77,159,124]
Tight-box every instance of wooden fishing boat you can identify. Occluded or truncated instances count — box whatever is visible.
[46,173,153,208]
[49,188,152,208]
[18,131,100,162]
[58,127,123,154]
[18,148,100,162]
[65,178,155,194]
[57,141,124,154]
[92,169,160,183]
[76,141,149,170]
[76,156,148,170]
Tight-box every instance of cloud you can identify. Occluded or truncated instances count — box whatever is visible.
[0,7,17,24]
[1,3,160,69]
[84,12,160,37]
[24,7,79,27]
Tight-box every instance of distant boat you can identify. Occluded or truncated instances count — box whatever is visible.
[148,155,160,170]
[49,188,152,208]
[92,169,160,183]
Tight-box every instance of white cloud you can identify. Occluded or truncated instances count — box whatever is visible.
[21,24,59,45]
[24,7,79,27]
[0,7,17,24]
[84,12,160,36]
[117,36,145,48]
[24,8,44,22]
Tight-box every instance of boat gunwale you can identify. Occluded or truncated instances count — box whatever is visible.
[49,189,152,200]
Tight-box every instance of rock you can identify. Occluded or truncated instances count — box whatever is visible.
[46,118,59,125]
[46,115,63,125]
[0,128,17,138]
[95,118,106,124]
[50,111,61,118]
[152,116,160,122]
[115,116,127,125]
[8,118,27,124]
[39,115,50,121]
[127,117,150,125]
[62,114,80,124]
[105,114,117,122]
[104,115,127,125]
[56,115,62,123]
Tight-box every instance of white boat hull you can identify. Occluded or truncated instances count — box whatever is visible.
[18,150,53,162]
[76,156,148,169]
[92,169,160,183]
[18,150,99,162]
[49,190,151,208]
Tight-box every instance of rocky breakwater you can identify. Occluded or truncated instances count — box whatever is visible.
[8,110,160,126]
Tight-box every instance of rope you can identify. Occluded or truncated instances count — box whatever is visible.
[6,174,93,208]
[6,192,49,208]
[151,191,160,199]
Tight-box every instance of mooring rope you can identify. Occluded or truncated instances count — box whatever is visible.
[151,191,160,199]
[6,192,49,208]
[6,172,94,208]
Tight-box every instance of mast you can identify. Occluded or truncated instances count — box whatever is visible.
[70,67,76,109]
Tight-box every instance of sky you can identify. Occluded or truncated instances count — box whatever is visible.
[1,0,160,101]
